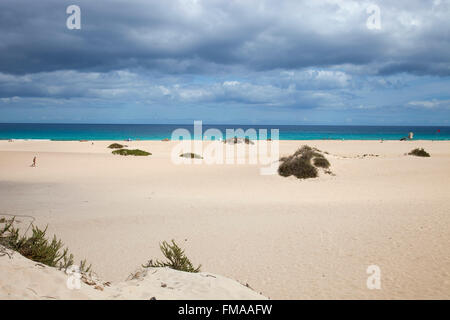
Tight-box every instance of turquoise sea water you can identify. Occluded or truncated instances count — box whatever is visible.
[0,123,449,141]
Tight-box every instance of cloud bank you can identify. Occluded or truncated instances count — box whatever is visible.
[0,0,449,124]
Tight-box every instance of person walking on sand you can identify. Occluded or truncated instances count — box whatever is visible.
[31,156,37,167]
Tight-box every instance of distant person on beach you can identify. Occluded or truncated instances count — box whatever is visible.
[31,156,37,167]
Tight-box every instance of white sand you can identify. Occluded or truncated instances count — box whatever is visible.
[0,245,265,300]
[0,139,449,299]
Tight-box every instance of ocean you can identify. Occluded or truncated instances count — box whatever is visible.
[0,123,449,141]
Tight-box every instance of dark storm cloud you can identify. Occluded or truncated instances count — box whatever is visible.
[0,0,449,125]
[0,0,449,76]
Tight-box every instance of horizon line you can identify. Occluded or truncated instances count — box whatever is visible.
[1,122,449,128]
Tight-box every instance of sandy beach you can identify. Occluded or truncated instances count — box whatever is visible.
[0,139,449,299]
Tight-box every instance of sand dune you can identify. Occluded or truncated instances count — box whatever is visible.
[0,245,265,300]
[0,140,449,299]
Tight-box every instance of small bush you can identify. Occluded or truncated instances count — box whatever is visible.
[278,157,318,179]
[143,240,201,273]
[243,137,254,145]
[278,145,331,179]
[0,218,91,272]
[223,137,254,144]
[112,149,151,156]
[180,153,203,159]
[408,148,430,157]
[223,137,239,144]
[313,156,330,168]
[108,143,125,149]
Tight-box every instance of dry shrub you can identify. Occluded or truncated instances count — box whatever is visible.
[278,145,331,179]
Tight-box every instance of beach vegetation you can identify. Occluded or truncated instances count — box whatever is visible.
[243,137,254,145]
[108,143,125,149]
[143,240,201,273]
[278,145,332,179]
[0,218,91,273]
[408,148,430,157]
[223,137,255,145]
[313,156,331,168]
[112,149,151,156]
[180,152,203,159]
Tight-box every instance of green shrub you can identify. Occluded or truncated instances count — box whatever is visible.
[108,143,125,149]
[180,153,203,159]
[408,148,430,157]
[278,145,331,179]
[143,240,201,273]
[112,149,151,156]
[0,218,91,272]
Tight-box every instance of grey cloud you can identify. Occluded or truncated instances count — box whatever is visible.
[0,0,449,76]
[0,69,354,110]
[0,0,449,126]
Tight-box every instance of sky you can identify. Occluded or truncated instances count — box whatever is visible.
[0,0,449,125]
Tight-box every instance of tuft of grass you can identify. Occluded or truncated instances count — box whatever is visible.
[278,145,331,179]
[143,240,201,273]
[180,153,203,159]
[0,218,91,273]
[108,143,125,149]
[0,218,14,236]
[408,148,430,157]
[112,149,151,156]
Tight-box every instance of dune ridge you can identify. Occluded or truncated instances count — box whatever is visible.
[0,245,266,300]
